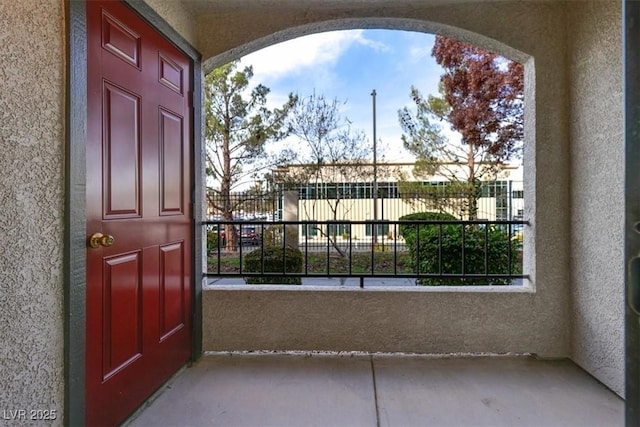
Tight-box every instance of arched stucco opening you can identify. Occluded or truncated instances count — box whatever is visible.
[195,4,588,373]
[3,1,622,425]
[202,18,531,73]
[199,5,569,362]
[200,17,536,287]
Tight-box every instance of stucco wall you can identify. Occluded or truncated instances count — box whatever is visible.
[568,1,624,397]
[0,0,622,421]
[205,286,550,354]
[0,0,65,423]
[200,0,572,362]
[143,0,198,46]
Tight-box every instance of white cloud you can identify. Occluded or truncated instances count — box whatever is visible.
[239,30,390,84]
[232,29,451,165]
[408,45,431,62]
[358,37,392,53]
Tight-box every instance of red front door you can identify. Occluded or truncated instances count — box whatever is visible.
[86,1,193,425]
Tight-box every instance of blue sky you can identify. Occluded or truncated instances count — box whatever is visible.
[238,29,446,162]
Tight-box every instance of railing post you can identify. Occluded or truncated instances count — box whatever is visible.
[283,191,299,249]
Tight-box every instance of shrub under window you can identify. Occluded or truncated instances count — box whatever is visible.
[400,212,520,285]
[244,245,303,285]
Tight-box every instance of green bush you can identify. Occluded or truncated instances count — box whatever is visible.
[399,212,458,242]
[243,245,303,285]
[207,229,220,254]
[399,212,520,286]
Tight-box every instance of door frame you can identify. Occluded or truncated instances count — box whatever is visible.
[627,0,640,424]
[64,1,203,424]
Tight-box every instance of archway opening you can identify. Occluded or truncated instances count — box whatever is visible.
[201,24,532,288]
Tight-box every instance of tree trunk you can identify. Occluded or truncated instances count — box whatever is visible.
[222,118,238,251]
[467,143,478,220]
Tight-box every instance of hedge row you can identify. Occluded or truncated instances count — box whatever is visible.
[399,212,520,286]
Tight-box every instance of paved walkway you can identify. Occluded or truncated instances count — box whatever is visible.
[125,353,622,427]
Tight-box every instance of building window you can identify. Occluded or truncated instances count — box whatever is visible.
[365,223,390,237]
[377,182,399,199]
[301,224,318,237]
[327,223,350,237]
[481,181,508,198]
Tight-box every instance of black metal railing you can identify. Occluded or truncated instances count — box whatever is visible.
[206,191,280,222]
[204,219,527,287]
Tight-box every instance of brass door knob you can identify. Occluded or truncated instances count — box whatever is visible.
[89,232,115,248]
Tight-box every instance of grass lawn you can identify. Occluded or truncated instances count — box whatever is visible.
[208,250,413,275]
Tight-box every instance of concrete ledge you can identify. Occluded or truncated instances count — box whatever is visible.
[205,281,535,293]
[202,282,562,358]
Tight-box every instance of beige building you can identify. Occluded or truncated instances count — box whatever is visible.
[0,0,631,424]
[277,162,524,240]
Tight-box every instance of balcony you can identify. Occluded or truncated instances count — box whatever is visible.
[205,219,526,287]
[126,353,622,426]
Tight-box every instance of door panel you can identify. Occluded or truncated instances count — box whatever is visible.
[159,54,184,94]
[101,10,141,68]
[160,242,186,340]
[102,252,143,379]
[103,82,141,217]
[86,1,192,425]
[159,109,185,215]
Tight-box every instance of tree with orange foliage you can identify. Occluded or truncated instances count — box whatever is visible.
[399,35,524,219]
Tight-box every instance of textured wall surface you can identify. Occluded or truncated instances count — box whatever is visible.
[197,2,554,71]
[204,286,556,354]
[568,1,624,397]
[143,0,197,46]
[199,0,573,364]
[0,0,65,423]
[0,0,623,420]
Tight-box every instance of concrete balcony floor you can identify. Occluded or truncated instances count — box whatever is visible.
[125,353,623,427]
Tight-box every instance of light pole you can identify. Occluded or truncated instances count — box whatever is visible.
[371,89,378,244]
